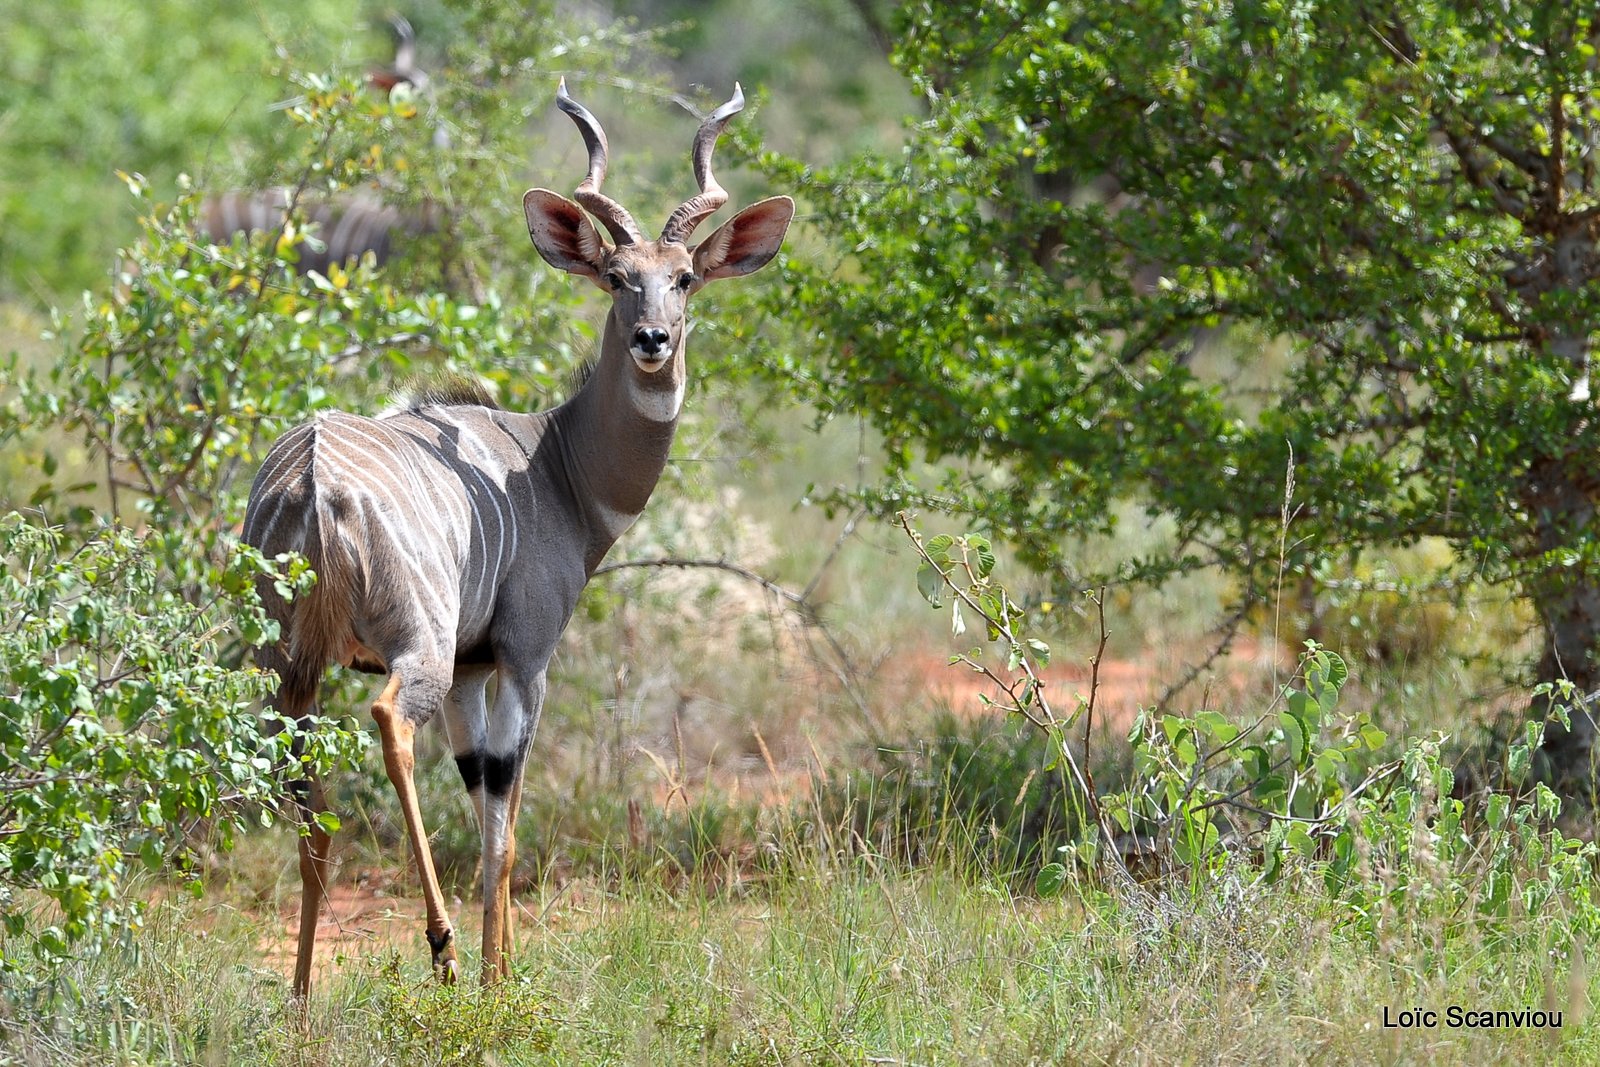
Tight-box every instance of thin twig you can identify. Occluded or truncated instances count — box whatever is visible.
[593,541,884,739]
[893,512,1136,888]
[595,556,807,610]
[1082,587,1109,789]
[802,505,864,603]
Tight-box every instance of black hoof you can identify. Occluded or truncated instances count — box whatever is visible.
[426,928,458,984]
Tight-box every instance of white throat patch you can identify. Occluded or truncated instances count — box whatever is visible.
[631,373,685,423]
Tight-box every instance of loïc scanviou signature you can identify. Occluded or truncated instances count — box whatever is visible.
[1382,1005,1563,1030]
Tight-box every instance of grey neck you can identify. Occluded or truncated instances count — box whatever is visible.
[521,310,684,572]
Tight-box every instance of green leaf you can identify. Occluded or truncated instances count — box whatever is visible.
[1323,652,1348,690]
[968,535,996,579]
[1286,688,1318,733]
[1507,742,1532,785]
[1313,672,1341,715]
[1278,712,1309,768]
[1194,710,1239,746]
[1486,792,1508,830]
[978,592,1004,637]
[1261,821,1289,884]
[314,811,342,835]
[1524,719,1544,751]
[916,563,944,608]
[1035,862,1068,898]
[1253,774,1286,803]
[1534,783,1561,821]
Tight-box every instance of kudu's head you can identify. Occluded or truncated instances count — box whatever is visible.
[523,79,794,376]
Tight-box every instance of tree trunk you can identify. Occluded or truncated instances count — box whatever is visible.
[1512,211,1600,791]
[1522,452,1600,789]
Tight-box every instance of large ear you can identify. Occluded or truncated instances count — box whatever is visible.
[691,196,794,283]
[523,188,607,282]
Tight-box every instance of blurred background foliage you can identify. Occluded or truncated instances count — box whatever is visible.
[1,0,358,303]
[0,0,909,306]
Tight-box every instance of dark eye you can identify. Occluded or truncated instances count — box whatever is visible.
[675,273,695,291]
[604,271,626,290]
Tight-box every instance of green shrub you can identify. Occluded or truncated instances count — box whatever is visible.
[0,515,364,970]
[901,513,1600,965]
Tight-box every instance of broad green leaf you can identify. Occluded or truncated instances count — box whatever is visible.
[1507,742,1531,785]
[1286,688,1318,733]
[1323,652,1348,690]
[969,534,996,578]
[1035,862,1068,898]
[1279,712,1309,768]
[1486,792,1509,830]
[1195,710,1238,746]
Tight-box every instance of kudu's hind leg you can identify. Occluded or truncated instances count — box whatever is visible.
[477,750,524,983]
[371,669,460,982]
[292,773,333,1001]
[258,635,333,1004]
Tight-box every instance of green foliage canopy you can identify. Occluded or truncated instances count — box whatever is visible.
[756,1,1600,758]
[0,0,367,302]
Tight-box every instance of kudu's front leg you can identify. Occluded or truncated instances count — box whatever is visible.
[479,672,542,982]
[371,670,460,982]
[479,768,528,981]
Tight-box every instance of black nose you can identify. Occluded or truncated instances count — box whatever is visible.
[634,327,670,357]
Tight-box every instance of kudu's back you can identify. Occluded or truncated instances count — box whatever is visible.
[242,399,572,714]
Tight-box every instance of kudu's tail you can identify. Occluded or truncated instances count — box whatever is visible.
[245,433,360,720]
[275,489,360,716]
